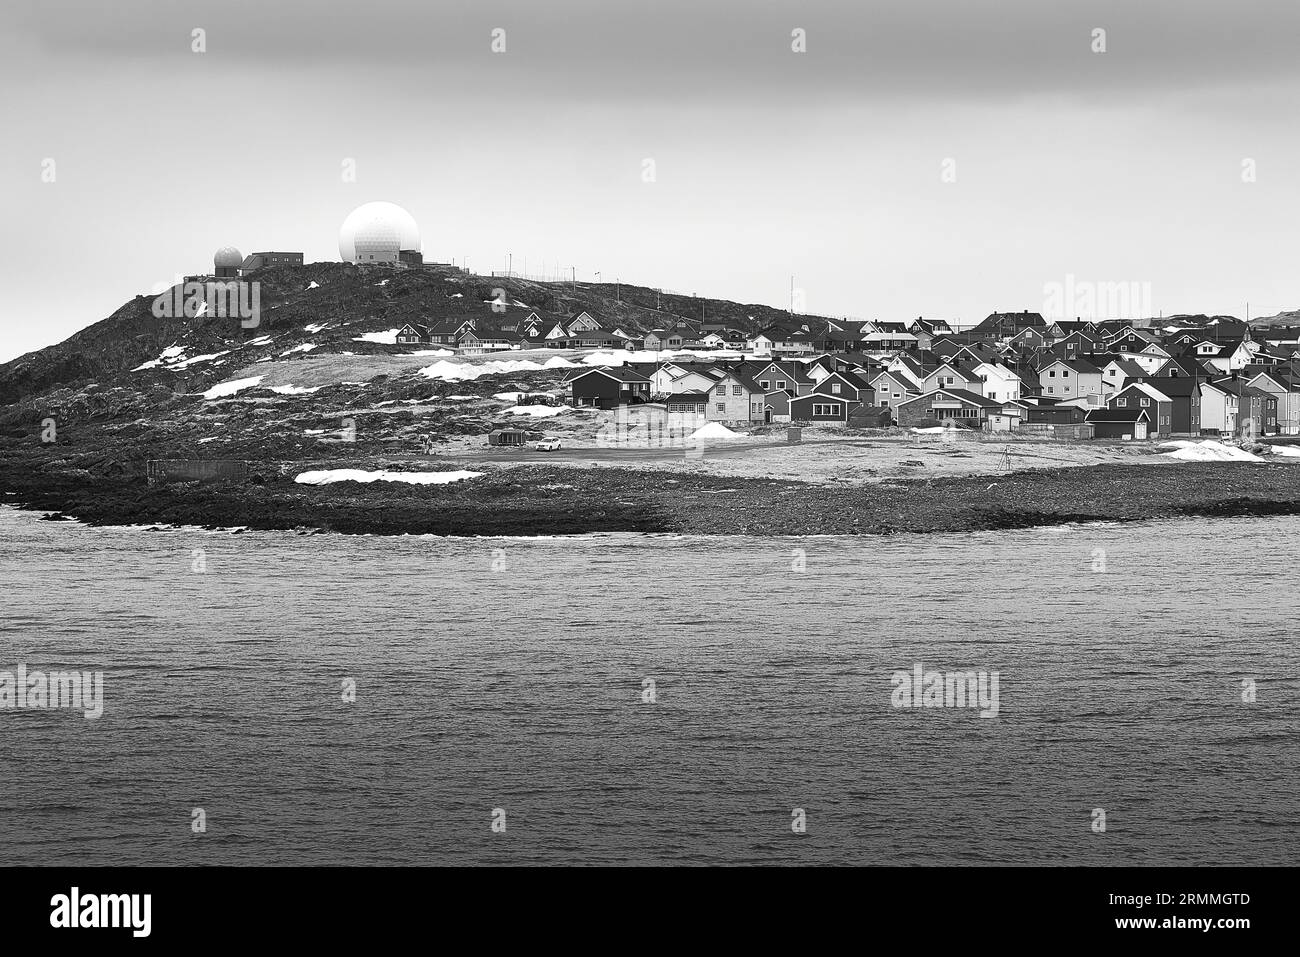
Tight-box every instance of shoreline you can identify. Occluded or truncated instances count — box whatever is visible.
[4,455,1300,537]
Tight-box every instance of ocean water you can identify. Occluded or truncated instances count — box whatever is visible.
[0,505,1296,866]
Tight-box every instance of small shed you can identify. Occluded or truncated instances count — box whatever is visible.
[488,429,528,447]
[1086,408,1150,440]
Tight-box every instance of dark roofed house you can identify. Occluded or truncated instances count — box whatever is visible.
[395,323,429,345]
[894,388,1000,428]
[564,365,652,409]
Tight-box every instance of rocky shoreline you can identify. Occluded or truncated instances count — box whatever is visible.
[3,446,1300,536]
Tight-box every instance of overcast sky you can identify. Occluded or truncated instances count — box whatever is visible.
[3,0,1299,361]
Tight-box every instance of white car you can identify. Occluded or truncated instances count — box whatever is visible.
[536,440,562,451]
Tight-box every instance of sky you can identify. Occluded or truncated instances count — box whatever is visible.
[3,0,1299,361]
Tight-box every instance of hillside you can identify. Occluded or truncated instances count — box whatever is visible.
[0,264,834,413]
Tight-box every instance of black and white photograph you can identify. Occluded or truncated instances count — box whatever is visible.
[0,0,1293,939]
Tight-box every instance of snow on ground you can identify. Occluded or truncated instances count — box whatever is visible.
[692,422,741,439]
[374,279,390,287]
[444,395,478,401]
[351,329,401,344]
[1267,444,1300,457]
[169,350,230,369]
[543,356,577,368]
[242,335,273,347]
[451,293,464,298]
[132,345,188,371]
[279,343,318,356]
[304,322,329,333]
[417,358,546,382]
[307,281,320,290]
[1159,440,1264,462]
[494,392,524,401]
[202,376,265,399]
[269,384,322,395]
[294,469,482,486]
[911,426,948,434]
[504,405,570,418]
[583,348,758,366]
[407,348,454,357]
[582,352,633,366]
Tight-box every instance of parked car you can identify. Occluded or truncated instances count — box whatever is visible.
[536,440,562,451]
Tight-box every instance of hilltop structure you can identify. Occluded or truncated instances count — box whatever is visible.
[213,246,242,278]
[339,201,421,265]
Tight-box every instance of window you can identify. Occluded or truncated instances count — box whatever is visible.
[760,380,769,389]
[716,403,726,412]
[1140,398,1150,407]
[776,380,786,389]
[831,383,842,394]
[1049,371,1056,378]
[732,386,743,396]
[892,392,900,399]
[1117,398,1127,407]
[1047,387,1054,394]
[812,403,842,416]
[1062,370,1070,377]
[715,387,726,397]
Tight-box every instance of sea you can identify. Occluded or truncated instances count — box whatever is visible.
[1,505,1296,866]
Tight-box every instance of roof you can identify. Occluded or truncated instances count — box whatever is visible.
[1041,357,1103,374]
[1105,358,1148,378]
[566,365,652,384]
[1117,381,1171,402]
[898,387,1000,408]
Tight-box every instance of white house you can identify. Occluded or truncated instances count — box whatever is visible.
[1198,380,1239,434]
[970,361,1024,403]
[1038,358,1104,401]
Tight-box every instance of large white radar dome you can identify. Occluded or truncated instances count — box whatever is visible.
[339,202,420,264]
[214,246,243,268]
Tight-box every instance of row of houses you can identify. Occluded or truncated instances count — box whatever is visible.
[558,313,1300,436]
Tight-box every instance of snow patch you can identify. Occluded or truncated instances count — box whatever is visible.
[351,329,401,344]
[417,358,545,382]
[304,322,329,333]
[279,343,317,356]
[269,384,322,395]
[691,422,741,439]
[504,405,570,418]
[294,469,483,486]
[202,376,265,399]
[1159,440,1264,462]
[169,350,230,369]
